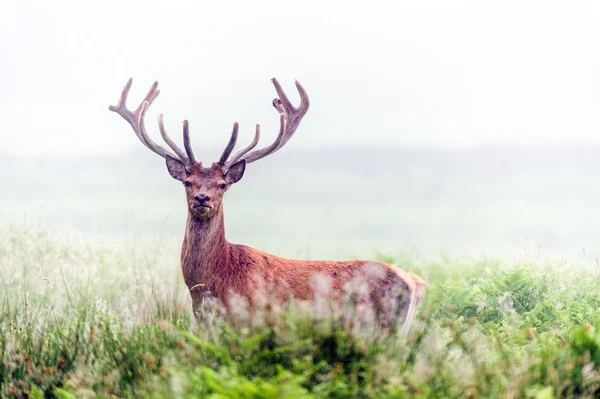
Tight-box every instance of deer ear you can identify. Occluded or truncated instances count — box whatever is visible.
[165,156,189,181]
[225,160,246,184]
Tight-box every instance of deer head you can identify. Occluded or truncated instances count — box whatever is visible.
[109,78,309,220]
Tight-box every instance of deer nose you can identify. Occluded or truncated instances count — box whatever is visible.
[194,194,210,203]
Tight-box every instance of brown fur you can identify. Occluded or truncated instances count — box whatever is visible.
[173,161,428,325]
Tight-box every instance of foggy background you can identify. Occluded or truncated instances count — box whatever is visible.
[2,0,600,261]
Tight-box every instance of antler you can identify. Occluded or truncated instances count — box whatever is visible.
[110,77,309,169]
[109,78,195,165]
[220,78,310,169]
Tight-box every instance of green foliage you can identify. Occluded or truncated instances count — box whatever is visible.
[3,226,600,397]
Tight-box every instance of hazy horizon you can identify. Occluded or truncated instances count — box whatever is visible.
[2,144,599,263]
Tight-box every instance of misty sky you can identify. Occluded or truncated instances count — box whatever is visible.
[1,0,600,158]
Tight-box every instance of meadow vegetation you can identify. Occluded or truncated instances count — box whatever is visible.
[1,225,600,398]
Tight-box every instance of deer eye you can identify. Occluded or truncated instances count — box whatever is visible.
[218,183,227,189]
[183,181,192,187]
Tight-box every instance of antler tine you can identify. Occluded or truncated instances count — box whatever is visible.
[273,79,310,149]
[109,78,190,164]
[158,114,189,164]
[182,120,197,164]
[218,123,239,165]
[271,78,295,114]
[230,79,309,166]
[109,79,160,128]
[233,114,286,164]
[136,81,161,115]
[108,78,133,117]
[225,124,261,167]
[136,101,181,159]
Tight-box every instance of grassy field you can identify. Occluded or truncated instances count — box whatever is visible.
[2,225,600,398]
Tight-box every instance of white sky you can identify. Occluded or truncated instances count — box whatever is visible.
[1,0,600,157]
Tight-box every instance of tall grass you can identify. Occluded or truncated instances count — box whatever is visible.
[1,225,600,398]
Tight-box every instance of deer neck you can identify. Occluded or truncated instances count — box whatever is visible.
[183,208,230,270]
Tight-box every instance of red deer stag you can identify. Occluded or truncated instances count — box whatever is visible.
[109,78,427,332]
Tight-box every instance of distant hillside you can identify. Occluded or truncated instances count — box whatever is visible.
[2,144,600,260]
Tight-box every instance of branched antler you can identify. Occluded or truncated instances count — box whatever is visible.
[109,78,194,165]
[220,78,309,169]
[110,77,309,169]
